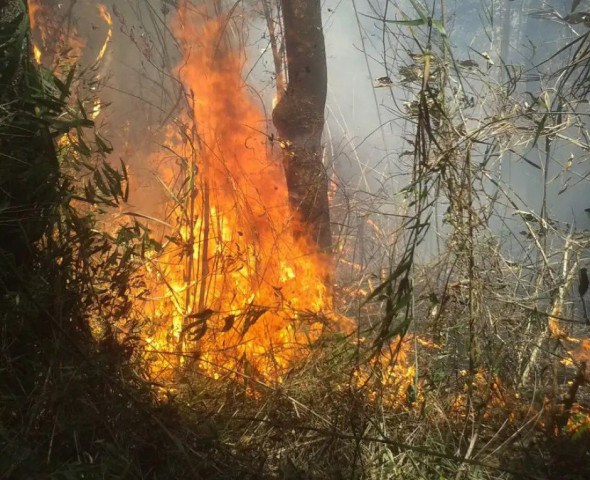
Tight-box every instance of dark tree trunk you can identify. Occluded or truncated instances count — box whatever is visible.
[272,0,331,250]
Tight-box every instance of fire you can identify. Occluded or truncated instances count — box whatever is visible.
[27,0,86,69]
[137,5,334,383]
[33,44,42,64]
[353,337,420,406]
[95,4,112,64]
[27,0,40,30]
[28,1,42,64]
[91,98,101,119]
[24,0,342,385]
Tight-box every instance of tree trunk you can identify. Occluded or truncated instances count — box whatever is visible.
[272,0,331,250]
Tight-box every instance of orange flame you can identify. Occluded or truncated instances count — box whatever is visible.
[27,0,40,29]
[138,5,334,383]
[33,44,42,64]
[95,4,112,64]
[27,0,86,69]
[24,0,341,386]
[28,1,42,63]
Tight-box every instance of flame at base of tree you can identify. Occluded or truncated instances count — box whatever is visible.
[138,5,336,383]
[28,0,86,68]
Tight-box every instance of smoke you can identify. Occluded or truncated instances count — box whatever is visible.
[319,0,590,247]
[34,0,590,255]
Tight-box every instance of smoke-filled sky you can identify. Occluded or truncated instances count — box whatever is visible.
[316,0,590,237]
[37,0,590,248]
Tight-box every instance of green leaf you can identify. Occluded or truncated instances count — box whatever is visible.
[431,19,447,37]
[408,0,429,21]
[365,257,413,303]
[73,134,92,156]
[362,15,426,27]
[54,65,76,102]
[0,12,27,90]
[385,314,412,339]
[93,170,110,197]
[387,18,427,26]
[95,133,113,155]
[120,159,129,202]
[51,118,94,132]
[532,113,547,148]
[84,181,96,204]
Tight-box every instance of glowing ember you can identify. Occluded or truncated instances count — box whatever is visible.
[33,44,42,64]
[91,98,101,119]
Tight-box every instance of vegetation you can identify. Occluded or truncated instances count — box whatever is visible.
[0,2,250,478]
[1,1,590,479]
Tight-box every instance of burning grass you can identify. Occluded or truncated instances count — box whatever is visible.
[133,6,339,383]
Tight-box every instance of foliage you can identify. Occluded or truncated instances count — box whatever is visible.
[346,1,590,478]
[0,4,252,479]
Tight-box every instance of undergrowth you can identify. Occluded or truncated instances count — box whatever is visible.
[0,3,255,478]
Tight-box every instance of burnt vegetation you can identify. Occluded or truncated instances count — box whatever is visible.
[2,1,590,479]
